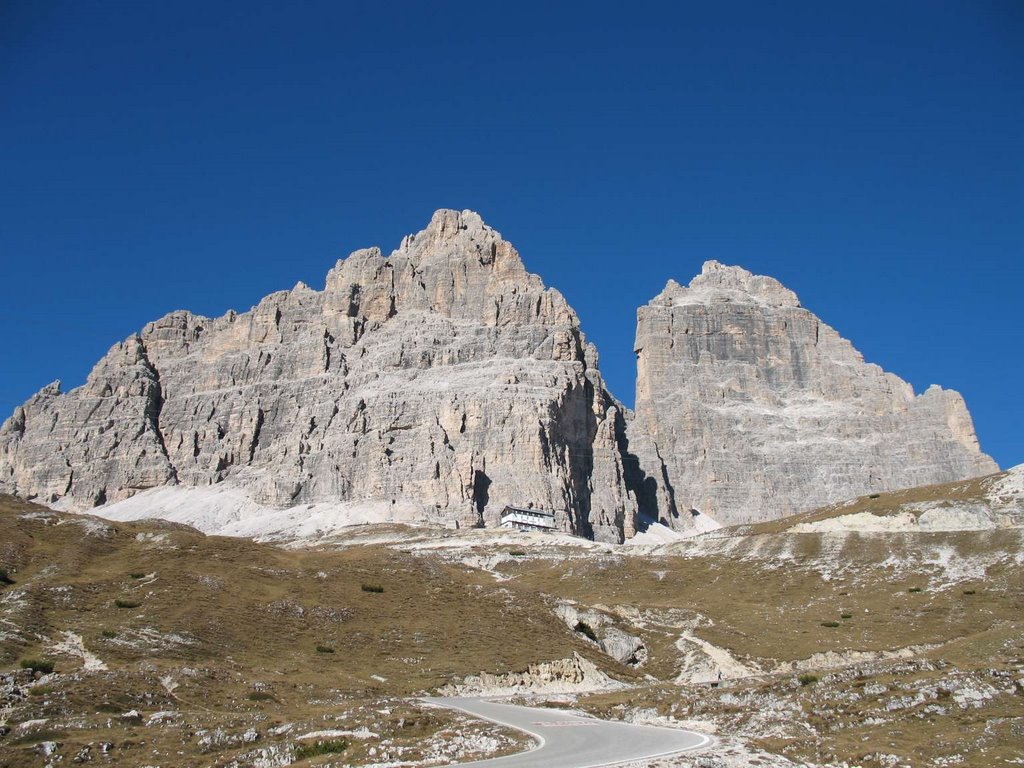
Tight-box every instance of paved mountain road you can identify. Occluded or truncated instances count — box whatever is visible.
[424,697,712,767]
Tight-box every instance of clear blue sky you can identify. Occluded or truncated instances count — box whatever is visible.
[1,1,1021,469]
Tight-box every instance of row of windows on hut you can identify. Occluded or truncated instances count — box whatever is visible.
[498,504,556,532]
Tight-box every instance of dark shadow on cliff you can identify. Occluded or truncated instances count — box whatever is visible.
[472,470,491,526]
[614,413,676,533]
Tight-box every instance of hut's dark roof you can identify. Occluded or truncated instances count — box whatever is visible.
[500,505,555,517]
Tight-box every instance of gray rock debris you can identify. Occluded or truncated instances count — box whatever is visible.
[554,602,646,665]
[630,260,998,528]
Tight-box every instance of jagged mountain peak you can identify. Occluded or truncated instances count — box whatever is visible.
[389,209,519,269]
[1,212,637,542]
[655,261,801,309]
[632,261,997,528]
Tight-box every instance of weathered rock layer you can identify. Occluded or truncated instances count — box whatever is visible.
[630,261,998,528]
[0,211,638,542]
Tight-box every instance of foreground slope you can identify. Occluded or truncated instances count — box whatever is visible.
[0,210,638,542]
[0,494,631,767]
[1,482,1022,767]
[631,260,997,527]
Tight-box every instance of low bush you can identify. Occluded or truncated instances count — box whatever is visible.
[20,658,55,674]
[798,673,819,686]
[962,589,976,595]
[820,621,840,628]
[129,572,147,579]
[315,644,335,654]
[841,613,852,619]
[100,629,118,638]
[294,738,348,759]
[574,621,599,642]
[0,568,14,585]
[247,691,277,701]
[908,587,923,593]
[360,584,384,593]
[508,550,526,557]
[114,598,140,609]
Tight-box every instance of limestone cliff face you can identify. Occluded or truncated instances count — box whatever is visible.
[630,261,999,528]
[0,211,638,542]
[0,223,999,540]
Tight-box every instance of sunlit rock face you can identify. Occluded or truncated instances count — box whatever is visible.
[0,220,998,541]
[630,260,998,528]
[0,210,638,543]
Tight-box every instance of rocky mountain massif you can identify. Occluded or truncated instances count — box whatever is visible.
[631,261,998,527]
[0,211,998,539]
[0,211,636,543]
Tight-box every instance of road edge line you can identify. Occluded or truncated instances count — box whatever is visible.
[420,697,716,768]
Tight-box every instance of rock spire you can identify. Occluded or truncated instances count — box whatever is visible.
[629,261,998,528]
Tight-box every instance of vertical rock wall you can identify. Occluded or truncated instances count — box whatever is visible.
[630,261,998,528]
[0,211,639,542]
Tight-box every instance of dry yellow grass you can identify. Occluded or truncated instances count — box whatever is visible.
[0,495,623,766]
[2,490,1021,768]
[0,495,626,694]
[735,469,1008,535]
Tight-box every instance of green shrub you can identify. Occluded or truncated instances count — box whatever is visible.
[315,644,335,654]
[20,658,55,674]
[962,589,976,595]
[247,691,277,701]
[574,621,599,642]
[360,584,384,593]
[820,621,840,628]
[114,598,140,609]
[508,550,526,557]
[798,673,819,686]
[908,587,923,593]
[100,629,118,639]
[294,738,348,759]
[0,568,14,585]
[129,572,147,579]
[841,613,852,619]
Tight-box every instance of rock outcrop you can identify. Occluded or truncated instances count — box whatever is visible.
[630,261,999,528]
[436,652,621,696]
[554,602,647,665]
[0,211,638,542]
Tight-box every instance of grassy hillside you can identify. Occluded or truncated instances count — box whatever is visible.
[0,495,624,767]
[735,468,1018,535]
[2,490,1022,767]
